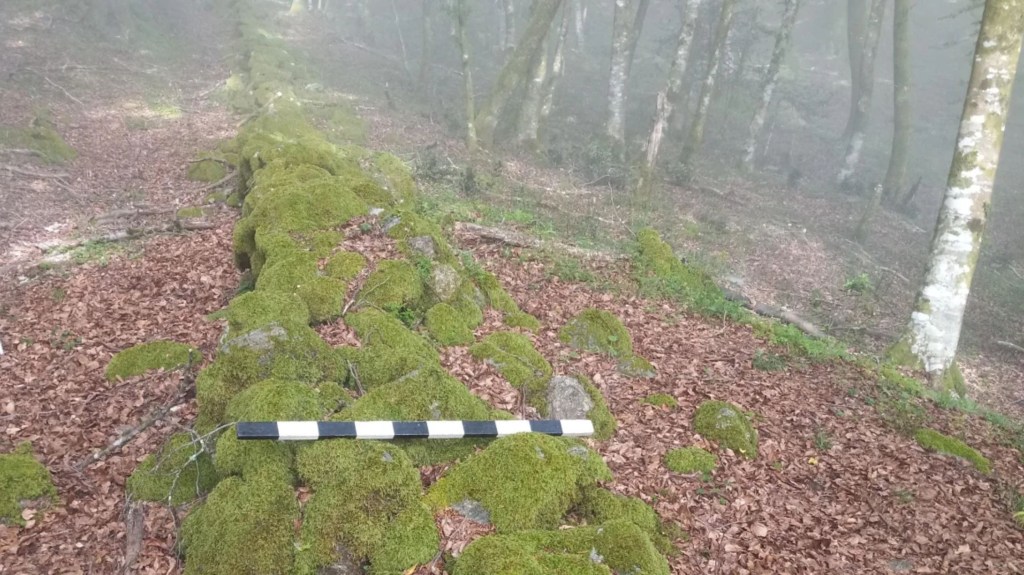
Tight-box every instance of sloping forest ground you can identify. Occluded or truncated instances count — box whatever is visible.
[0,3,1023,575]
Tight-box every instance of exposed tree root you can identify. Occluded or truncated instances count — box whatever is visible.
[454,221,627,262]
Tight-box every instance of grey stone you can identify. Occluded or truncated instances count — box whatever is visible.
[429,264,461,301]
[546,376,594,420]
[888,559,913,573]
[382,216,401,233]
[407,236,436,259]
[317,544,362,575]
[568,445,590,458]
[452,499,491,525]
[219,323,287,354]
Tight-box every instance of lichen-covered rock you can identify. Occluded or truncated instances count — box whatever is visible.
[470,332,552,414]
[296,440,437,574]
[452,520,669,575]
[425,303,475,346]
[180,475,299,575]
[617,355,657,378]
[0,443,57,526]
[664,447,717,474]
[425,433,611,533]
[914,428,991,474]
[358,260,425,310]
[693,401,758,459]
[406,236,437,259]
[127,433,220,505]
[337,367,504,465]
[547,376,594,420]
[106,340,201,381]
[559,309,634,357]
[428,264,462,301]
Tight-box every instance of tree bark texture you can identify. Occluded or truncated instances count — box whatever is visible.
[836,0,885,187]
[680,0,736,171]
[474,0,563,149]
[897,0,1024,390]
[541,1,573,123]
[606,0,651,155]
[453,0,478,152]
[742,0,801,171]
[882,0,912,202]
[634,0,701,202]
[843,0,869,138]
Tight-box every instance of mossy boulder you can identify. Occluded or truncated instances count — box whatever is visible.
[340,309,439,389]
[222,290,311,336]
[617,355,657,378]
[215,379,346,484]
[106,341,201,381]
[452,520,669,575]
[425,433,612,533]
[326,251,367,282]
[180,476,299,575]
[127,432,220,505]
[559,309,633,357]
[664,447,717,474]
[338,367,506,465]
[693,401,758,459]
[358,259,425,310]
[575,487,672,554]
[425,303,475,346]
[546,376,616,441]
[633,228,726,311]
[256,252,346,323]
[914,428,991,474]
[295,440,437,574]
[196,323,345,428]
[0,116,77,164]
[0,443,57,526]
[470,332,553,414]
[369,152,416,206]
[187,159,228,182]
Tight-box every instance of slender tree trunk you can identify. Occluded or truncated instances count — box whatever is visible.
[882,0,912,202]
[680,0,736,172]
[836,0,885,187]
[503,0,517,56]
[843,0,869,139]
[475,0,563,149]
[541,1,572,122]
[742,0,801,172]
[453,0,478,153]
[574,0,587,50]
[856,0,911,240]
[889,0,1024,393]
[634,0,701,202]
[606,0,650,157]
[418,0,435,89]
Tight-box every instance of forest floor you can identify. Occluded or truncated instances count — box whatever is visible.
[1,4,1024,575]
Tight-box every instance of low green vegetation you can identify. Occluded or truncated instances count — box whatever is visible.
[559,308,633,357]
[106,340,200,381]
[470,332,552,413]
[0,114,77,164]
[914,428,991,474]
[425,302,476,346]
[693,400,758,459]
[575,487,673,554]
[665,447,717,474]
[0,443,57,526]
[577,376,617,441]
[127,432,220,504]
[187,159,227,182]
[752,349,787,371]
[843,272,874,293]
[642,393,678,408]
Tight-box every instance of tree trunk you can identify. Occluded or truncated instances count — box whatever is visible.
[418,0,435,89]
[540,1,573,123]
[741,0,801,172]
[679,0,736,173]
[453,0,478,153]
[474,0,563,149]
[836,0,885,188]
[606,0,650,157]
[889,0,1024,393]
[503,0,517,56]
[843,0,869,139]
[516,7,551,149]
[574,0,587,50]
[634,0,701,203]
[882,0,912,202]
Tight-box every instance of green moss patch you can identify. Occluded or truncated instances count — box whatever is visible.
[0,116,77,164]
[693,401,758,459]
[0,443,57,526]
[222,290,311,336]
[358,259,425,310]
[664,447,717,474]
[187,159,228,182]
[127,433,219,505]
[181,476,298,575]
[578,376,616,441]
[617,354,657,378]
[642,394,678,408]
[470,332,553,413]
[426,433,611,533]
[559,309,633,357]
[256,252,346,323]
[914,428,991,474]
[475,271,541,330]
[453,520,669,575]
[340,309,440,389]
[338,367,502,465]
[633,228,735,316]
[106,340,200,381]
[576,487,672,554]
[425,303,475,346]
[326,250,367,282]
[296,440,437,573]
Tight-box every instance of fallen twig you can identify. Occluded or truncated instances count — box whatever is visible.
[2,164,71,179]
[0,148,45,158]
[92,205,174,223]
[195,170,237,193]
[75,395,187,471]
[122,496,144,575]
[997,340,1024,355]
[41,74,85,105]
